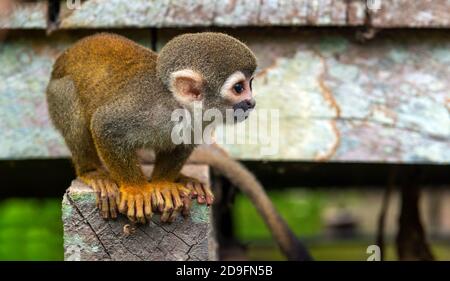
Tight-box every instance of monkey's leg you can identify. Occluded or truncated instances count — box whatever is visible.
[150,147,193,223]
[78,169,120,219]
[91,140,154,224]
[66,128,119,219]
[91,105,163,223]
[47,77,119,219]
[177,174,214,206]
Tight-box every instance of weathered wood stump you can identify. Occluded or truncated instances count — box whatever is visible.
[62,165,217,261]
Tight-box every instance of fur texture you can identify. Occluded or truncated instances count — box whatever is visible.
[46,33,311,259]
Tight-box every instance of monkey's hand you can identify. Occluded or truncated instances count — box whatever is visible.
[118,183,154,224]
[79,170,119,219]
[150,181,190,223]
[178,174,214,206]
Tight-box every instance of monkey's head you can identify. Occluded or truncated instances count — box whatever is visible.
[157,32,257,123]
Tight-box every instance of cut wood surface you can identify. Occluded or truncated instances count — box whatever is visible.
[63,164,217,261]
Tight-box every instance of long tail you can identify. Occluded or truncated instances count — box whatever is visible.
[189,144,312,261]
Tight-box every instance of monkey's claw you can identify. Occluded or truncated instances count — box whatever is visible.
[118,183,153,224]
[79,170,120,219]
[151,181,190,223]
[178,175,214,206]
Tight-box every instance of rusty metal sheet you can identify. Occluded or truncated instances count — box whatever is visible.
[58,0,366,28]
[1,1,450,29]
[0,0,47,29]
[0,30,151,159]
[370,0,450,28]
[158,29,450,163]
[1,29,449,163]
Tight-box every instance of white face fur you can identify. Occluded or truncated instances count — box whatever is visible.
[169,69,255,112]
[219,71,254,105]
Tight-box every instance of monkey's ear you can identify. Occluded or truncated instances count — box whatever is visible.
[169,70,204,105]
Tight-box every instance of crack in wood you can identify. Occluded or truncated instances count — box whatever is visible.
[66,193,112,260]
[105,221,143,260]
[153,220,191,248]
[63,165,214,261]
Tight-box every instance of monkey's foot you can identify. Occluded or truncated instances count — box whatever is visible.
[151,181,191,223]
[178,174,214,206]
[118,183,153,224]
[79,170,119,219]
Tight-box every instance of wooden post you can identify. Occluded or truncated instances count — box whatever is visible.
[62,165,217,261]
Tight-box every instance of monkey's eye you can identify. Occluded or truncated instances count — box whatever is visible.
[233,82,244,94]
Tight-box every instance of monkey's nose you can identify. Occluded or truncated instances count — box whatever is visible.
[246,99,256,109]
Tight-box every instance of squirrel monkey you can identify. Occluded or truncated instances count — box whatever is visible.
[46,32,256,223]
[47,33,311,261]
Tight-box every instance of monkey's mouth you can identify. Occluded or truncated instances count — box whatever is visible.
[232,108,253,122]
[230,100,256,122]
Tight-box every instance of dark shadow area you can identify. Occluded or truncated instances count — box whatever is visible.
[0,159,448,198]
[242,161,449,189]
[0,159,74,198]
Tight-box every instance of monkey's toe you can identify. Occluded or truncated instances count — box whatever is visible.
[79,170,119,219]
[180,176,214,206]
[181,196,192,217]
[150,181,189,223]
[118,183,153,224]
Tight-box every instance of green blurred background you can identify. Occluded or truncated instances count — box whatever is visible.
[0,199,63,260]
[1,189,449,261]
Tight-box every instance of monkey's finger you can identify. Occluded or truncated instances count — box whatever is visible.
[114,183,121,206]
[160,190,174,223]
[153,190,164,213]
[202,184,215,205]
[109,197,118,219]
[160,210,171,223]
[91,183,101,208]
[195,183,206,204]
[168,209,179,223]
[181,196,192,217]
[187,182,196,197]
[171,188,183,212]
[168,189,182,222]
[179,186,190,198]
[106,183,118,219]
[127,195,136,222]
[135,194,146,224]
[144,196,153,221]
[119,192,128,214]
[106,181,119,206]
[161,189,172,204]
[151,193,158,212]
[99,181,110,219]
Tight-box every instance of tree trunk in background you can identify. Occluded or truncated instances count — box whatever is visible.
[396,169,434,261]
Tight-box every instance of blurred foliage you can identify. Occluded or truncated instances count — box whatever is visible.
[233,190,323,239]
[0,193,449,261]
[246,241,450,261]
[0,198,63,260]
[233,190,450,261]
